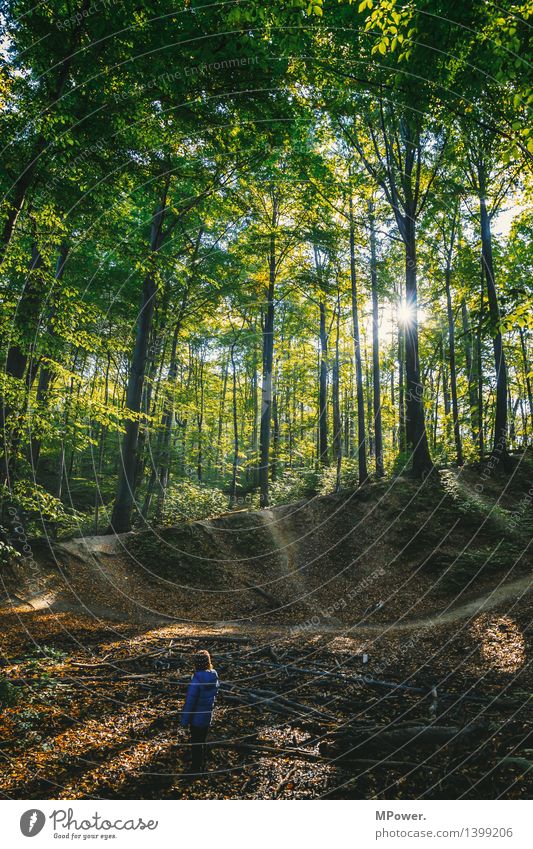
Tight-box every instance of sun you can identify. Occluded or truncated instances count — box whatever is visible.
[376,300,427,341]
[397,302,426,326]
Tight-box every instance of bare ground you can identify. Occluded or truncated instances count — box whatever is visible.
[0,462,532,799]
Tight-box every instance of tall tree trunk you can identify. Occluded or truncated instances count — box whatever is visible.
[57,350,85,502]
[369,203,383,477]
[318,300,329,466]
[196,355,205,482]
[519,327,533,436]
[391,365,396,451]
[155,320,182,516]
[366,363,374,457]
[461,298,480,446]
[134,329,163,497]
[398,311,406,452]
[349,196,368,485]
[343,387,350,457]
[445,284,463,464]
[215,357,229,475]
[403,216,433,476]
[230,341,239,501]
[94,351,111,533]
[477,265,485,459]
[250,331,259,486]
[432,369,440,451]
[478,166,510,467]
[109,179,169,533]
[259,197,277,507]
[508,391,518,449]
[332,297,342,492]
[441,336,451,455]
[271,390,280,481]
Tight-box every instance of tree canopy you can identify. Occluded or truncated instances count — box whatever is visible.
[1,0,531,535]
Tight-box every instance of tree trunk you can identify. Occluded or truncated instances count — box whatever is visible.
[391,366,396,451]
[259,197,277,507]
[250,332,259,486]
[477,264,485,458]
[444,263,463,464]
[478,170,509,467]
[318,300,329,466]
[441,336,451,455]
[461,298,480,446]
[108,180,169,533]
[403,217,433,476]
[196,355,205,482]
[94,351,111,533]
[271,390,280,481]
[154,321,182,516]
[398,313,406,452]
[519,327,533,436]
[215,357,229,476]
[134,329,163,497]
[230,341,239,501]
[369,203,383,477]
[332,298,342,492]
[432,368,440,451]
[349,196,368,485]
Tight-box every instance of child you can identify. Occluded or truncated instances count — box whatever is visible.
[181,649,219,774]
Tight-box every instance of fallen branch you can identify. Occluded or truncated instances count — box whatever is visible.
[222,685,336,722]
[213,739,429,770]
[239,659,531,709]
[274,767,298,797]
[319,723,487,758]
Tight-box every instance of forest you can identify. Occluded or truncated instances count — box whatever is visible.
[0,0,532,802]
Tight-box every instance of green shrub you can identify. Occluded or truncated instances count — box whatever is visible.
[269,468,322,505]
[160,480,229,524]
[2,481,83,539]
[0,534,22,569]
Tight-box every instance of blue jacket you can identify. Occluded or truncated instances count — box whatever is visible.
[181,669,219,728]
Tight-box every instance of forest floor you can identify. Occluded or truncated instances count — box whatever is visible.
[0,456,532,799]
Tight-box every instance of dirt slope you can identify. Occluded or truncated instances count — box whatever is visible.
[4,458,531,629]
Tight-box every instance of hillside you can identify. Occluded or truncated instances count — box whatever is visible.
[0,458,531,800]
[6,457,531,630]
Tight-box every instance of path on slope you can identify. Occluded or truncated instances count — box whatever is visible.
[13,571,532,637]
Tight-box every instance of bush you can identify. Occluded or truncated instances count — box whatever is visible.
[2,481,83,539]
[0,533,22,569]
[269,468,322,505]
[267,460,364,506]
[160,480,229,524]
